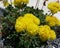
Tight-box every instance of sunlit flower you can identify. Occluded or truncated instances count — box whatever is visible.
[14,0,29,7]
[57,21,60,26]
[48,2,60,14]
[24,13,40,25]
[15,16,26,32]
[45,16,59,26]
[3,0,9,7]
[15,13,40,35]
[49,30,56,40]
[27,23,39,35]
[38,25,56,41]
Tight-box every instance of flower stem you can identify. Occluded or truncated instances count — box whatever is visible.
[35,0,39,9]
[10,0,12,5]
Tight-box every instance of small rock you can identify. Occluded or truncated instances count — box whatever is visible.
[45,44,53,48]
[0,40,4,48]
[58,43,60,48]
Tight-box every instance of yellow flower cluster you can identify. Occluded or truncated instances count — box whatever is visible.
[14,0,29,6]
[15,13,56,41]
[45,16,59,26]
[3,0,9,7]
[57,21,60,26]
[15,13,40,35]
[48,2,60,14]
[15,16,26,32]
[38,25,56,41]
[3,0,29,7]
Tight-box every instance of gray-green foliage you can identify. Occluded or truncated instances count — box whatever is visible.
[1,5,47,48]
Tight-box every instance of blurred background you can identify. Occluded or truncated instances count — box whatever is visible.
[0,0,60,20]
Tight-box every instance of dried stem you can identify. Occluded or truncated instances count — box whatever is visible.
[35,0,39,9]
[57,0,59,3]
[10,0,12,5]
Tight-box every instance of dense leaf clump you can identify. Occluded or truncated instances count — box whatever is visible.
[1,5,47,48]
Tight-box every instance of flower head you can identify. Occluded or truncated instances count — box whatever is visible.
[27,23,39,35]
[38,25,56,41]
[15,16,26,32]
[56,20,60,26]
[14,0,29,7]
[15,13,40,36]
[3,0,9,7]
[48,2,60,14]
[45,16,59,26]
[49,30,56,40]
[24,13,40,25]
